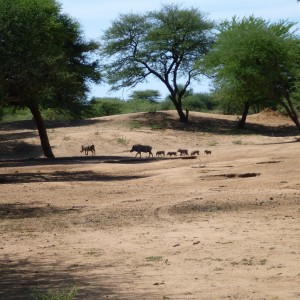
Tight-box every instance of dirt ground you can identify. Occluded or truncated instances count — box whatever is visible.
[0,110,299,300]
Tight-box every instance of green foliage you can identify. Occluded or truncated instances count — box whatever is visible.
[30,285,78,300]
[0,0,101,157]
[160,98,174,110]
[129,90,161,103]
[129,121,142,130]
[125,99,161,114]
[88,97,162,117]
[204,16,300,129]
[232,140,242,145]
[42,109,71,121]
[0,0,101,112]
[149,123,164,130]
[101,4,215,121]
[116,136,131,149]
[146,256,163,261]
[207,140,218,146]
[1,92,221,122]
[89,98,123,117]
[183,93,217,112]
[0,106,32,122]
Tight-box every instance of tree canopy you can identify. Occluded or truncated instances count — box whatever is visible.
[101,4,214,122]
[204,16,300,130]
[128,90,161,103]
[0,0,101,157]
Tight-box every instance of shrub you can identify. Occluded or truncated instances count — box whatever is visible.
[184,93,217,111]
[90,98,123,117]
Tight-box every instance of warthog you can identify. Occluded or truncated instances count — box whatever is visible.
[130,144,153,158]
[177,149,188,156]
[80,144,95,155]
[156,150,165,157]
[167,151,177,156]
[204,150,212,155]
[191,150,200,156]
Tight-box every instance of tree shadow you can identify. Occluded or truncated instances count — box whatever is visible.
[0,118,109,160]
[0,202,87,220]
[0,203,64,219]
[0,155,158,168]
[0,169,148,184]
[0,118,106,131]
[0,131,37,142]
[0,256,135,300]
[0,140,44,160]
[0,200,149,299]
[130,111,299,137]
[0,201,148,299]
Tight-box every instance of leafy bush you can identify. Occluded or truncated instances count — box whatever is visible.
[160,98,173,110]
[1,91,222,122]
[124,99,161,114]
[183,93,217,112]
[89,97,123,117]
[42,109,71,121]
[0,107,32,122]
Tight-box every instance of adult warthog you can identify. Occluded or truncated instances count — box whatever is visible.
[130,144,153,158]
[177,149,188,156]
[80,144,96,155]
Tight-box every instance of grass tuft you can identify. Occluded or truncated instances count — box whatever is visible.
[30,285,78,300]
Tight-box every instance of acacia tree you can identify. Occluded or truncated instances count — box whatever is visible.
[101,4,214,122]
[0,0,101,158]
[204,16,300,130]
[128,90,161,103]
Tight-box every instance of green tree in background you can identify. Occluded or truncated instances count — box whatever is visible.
[101,4,214,122]
[0,0,101,158]
[204,16,300,130]
[128,90,161,103]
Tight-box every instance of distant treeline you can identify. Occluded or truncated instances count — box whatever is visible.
[0,92,219,122]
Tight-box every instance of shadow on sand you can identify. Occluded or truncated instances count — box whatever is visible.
[0,256,135,300]
[130,111,299,137]
[0,167,149,184]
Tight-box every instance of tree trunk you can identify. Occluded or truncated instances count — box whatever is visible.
[238,102,250,129]
[279,96,300,132]
[177,107,188,122]
[170,96,188,122]
[29,104,55,158]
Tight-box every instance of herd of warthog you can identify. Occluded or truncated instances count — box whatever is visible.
[129,144,212,158]
[80,143,211,158]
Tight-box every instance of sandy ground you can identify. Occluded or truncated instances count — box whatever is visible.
[0,110,299,300]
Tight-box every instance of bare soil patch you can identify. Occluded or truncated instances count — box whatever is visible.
[0,110,299,299]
